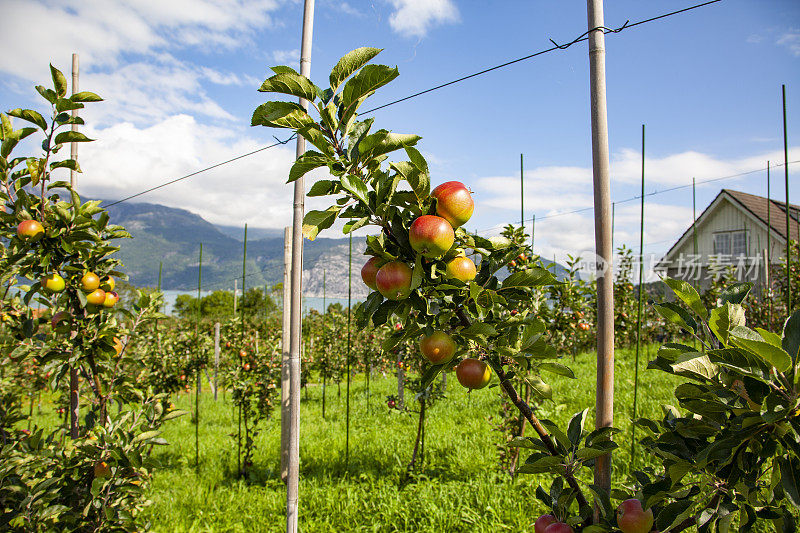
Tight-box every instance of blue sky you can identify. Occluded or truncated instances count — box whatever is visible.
[1,0,798,277]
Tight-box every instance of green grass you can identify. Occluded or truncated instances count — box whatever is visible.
[133,343,681,532]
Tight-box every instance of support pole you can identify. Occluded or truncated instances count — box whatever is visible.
[69,52,80,440]
[531,214,535,252]
[586,0,615,500]
[520,153,524,229]
[768,162,773,324]
[783,85,791,312]
[214,322,220,401]
[631,124,645,470]
[346,233,352,468]
[280,226,291,482]
[234,279,238,315]
[195,243,202,469]
[238,224,248,476]
[287,2,315,529]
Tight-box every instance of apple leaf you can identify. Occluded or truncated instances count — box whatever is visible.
[50,64,67,97]
[7,108,47,131]
[287,151,328,183]
[251,101,313,130]
[707,302,744,344]
[410,255,423,292]
[70,91,103,102]
[538,362,575,379]
[340,64,398,112]
[782,310,800,364]
[301,206,341,241]
[329,47,383,92]
[53,131,94,145]
[653,302,697,335]
[664,277,707,320]
[258,72,317,102]
[340,174,369,206]
[730,326,792,372]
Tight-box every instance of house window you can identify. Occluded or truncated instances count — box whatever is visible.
[713,230,747,256]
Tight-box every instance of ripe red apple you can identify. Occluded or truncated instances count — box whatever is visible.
[100,276,115,292]
[93,461,111,479]
[388,400,396,409]
[456,358,491,389]
[102,291,119,308]
[361,257,382,290]
[535,514,557,533]
[86,288,106,306]
[432,181,474,228]
[617,499,654,533]
[409,215,454,258]
[445,256,477,282]
[80,272,101,291]
[239,349,248,358]
[16,220,44,241]
[420,331,456,365]
[375,261,413,300]
[41,273,66,293]
[544,523,574,533]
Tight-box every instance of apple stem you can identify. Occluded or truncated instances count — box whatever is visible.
[455,307,591,514]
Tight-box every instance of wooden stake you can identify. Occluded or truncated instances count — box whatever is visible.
[287,2,315,529]
[68,52,81,440]
[238,224,247,477]
[631,124,645,470]
[280,226,291,482]
[346,233,352,468]
[195,243,202,470]
[586,0,615,500]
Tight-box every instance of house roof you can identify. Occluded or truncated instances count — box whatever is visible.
[659,189,800,265]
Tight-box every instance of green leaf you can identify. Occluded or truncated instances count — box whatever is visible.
[258,72,317,102]
[50,159,81,172]
[53,131,94,145]
[251,101,313,129]
[7,108,47,130]
[288,151,327,183]
[389,161,429,204]
[730,327,792,372]
[329,47,383,92]
[360,130,421,158]
[670,353,719,381]
[271,65,300,76]
[70,91,103,102]
[708,303,745,344]
[502,267,557,289]
[50,64,67,97]
[782,310,800,363]
[459,323,496,342]
[664,277,707,319]
[567,408,589,446]
[302,206,341,240]
[308,179,339,197]
[718,282,752,305]
[341,64,399,112]
[410,255,423,292]
[340,174,369,205]
[36,85,57,104]
[538,362,575,379]
[405,146,428,174]
[653,302,697,334]
[707,348,771,382]
[778,456,800,507]
[132,430,161,443]
[528,375,552,401]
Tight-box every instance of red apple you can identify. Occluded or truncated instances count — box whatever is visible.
[617,499,654,533]
[445,256,477,282]
[86,288,106,306]
[375,261,413,300]
[80,272,101,291]
[432,181,474,228]
[361,257,381,290]
[41,273,66,293]
[544,523,574,533]
[409,215,454,258]
[456,358,491,389]
[420,331,456,364]
[535,514,557,533]
[16,220,44,241]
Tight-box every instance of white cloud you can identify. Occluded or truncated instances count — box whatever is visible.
[387,0,460,39]
[271,49,301,69]
[777,29,800,56]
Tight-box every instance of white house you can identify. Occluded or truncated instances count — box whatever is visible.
[656,189,800,291]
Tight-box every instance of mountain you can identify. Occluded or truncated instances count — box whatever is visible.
[102,200,573,297]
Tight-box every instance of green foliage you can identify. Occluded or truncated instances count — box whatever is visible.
[173,288,276,320]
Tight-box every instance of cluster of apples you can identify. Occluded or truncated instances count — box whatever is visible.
[533,499,653,533]
[17,220,120,309]
[360,181,491,390]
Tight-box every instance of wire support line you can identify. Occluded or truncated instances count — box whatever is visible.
[360,0,722,115]
[474,158,800,235]
[101,134,297,208]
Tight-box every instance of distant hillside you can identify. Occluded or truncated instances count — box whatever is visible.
[102,200,573,296]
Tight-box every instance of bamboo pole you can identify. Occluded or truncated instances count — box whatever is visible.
[346,233,352,468]
[783,85,791,311]
[586,0,615,499]
[214,322,220,401]
[531,214,535,252]
[195,243,202,469]
[768,162,773,324]
[322,270,326,419]
[280,226,291,482]
[287,2,314,529]
[69,52,80,440]
[520,153,524,229]
[631,124,645,470]
[234,279,238,315]
[238,224,248,476]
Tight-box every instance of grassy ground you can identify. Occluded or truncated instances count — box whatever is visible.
[134,343,681,532]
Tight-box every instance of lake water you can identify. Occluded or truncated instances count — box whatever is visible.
[160,290,363,316]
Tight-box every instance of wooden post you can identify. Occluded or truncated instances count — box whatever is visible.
[782,85,791,311]
[631,124,645,470]
[195,243,202,469]
[287,1,315,529]
[233,278,238,315]
[520,153,524,229]
[238,224,247,476]
[586,0,615,500]
[214,322,220,401]
[345,233,352,468]
[280,226,291,482]
[69,52,80,440]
